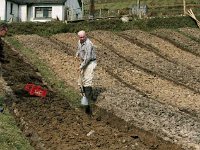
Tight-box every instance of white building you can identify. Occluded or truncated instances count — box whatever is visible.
[0,0,67,22]
[65,0,82,21]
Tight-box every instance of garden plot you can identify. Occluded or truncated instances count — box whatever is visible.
[49,31,200,149]
[3,39,158,150]
[7,33,190,150]
[120,29,200,70]
[178,27,200,40]
[51,33,78,54]
[15,35,79,91]
[88,30,200,93]
[7,27,200,149]
[152,28,200,57]
[53,32,200,119]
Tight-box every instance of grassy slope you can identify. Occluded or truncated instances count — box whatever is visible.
[0,110,34,150]
[0,80,34,150]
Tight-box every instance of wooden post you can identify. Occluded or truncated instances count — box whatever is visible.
[137,0,140,8]
[81,0,84,19]
[137,0,141,19]
[71,9,73,21]
[99,9,101,17]
[90,0,95,18]
[183,0,186,16]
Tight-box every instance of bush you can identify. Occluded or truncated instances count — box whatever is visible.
[8,21,67,36]
[7,15,200,36]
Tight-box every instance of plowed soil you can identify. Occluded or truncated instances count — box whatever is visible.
[2,42,158,150]
[2,27,200,150]
[152,28,200,57]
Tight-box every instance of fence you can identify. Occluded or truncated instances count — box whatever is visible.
[80,3,200,20]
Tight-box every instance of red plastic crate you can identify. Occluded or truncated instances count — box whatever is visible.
[24,83,47,97]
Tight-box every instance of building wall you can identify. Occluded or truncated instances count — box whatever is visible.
[0,0,6,20]
[52,5,64,21]
[28,4,64,22]
[66,0,82,20]
[0,0,66,22]
[6,1,19,21]
[19,5,27,21]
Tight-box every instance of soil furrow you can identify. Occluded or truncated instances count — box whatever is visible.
[178,27,200,41]
[120,30,200,71]
[3,39,160,150]
[47,37,75,56]
[51,32,200,118]
[89,30,200,93]
[117,32,177,65]
[12,33,200,149]
[152,29,200,57]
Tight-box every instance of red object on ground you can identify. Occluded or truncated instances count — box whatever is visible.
[24,83,47,97]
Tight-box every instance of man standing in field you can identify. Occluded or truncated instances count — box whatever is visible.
[0,23,8,63]
[76,30,97,115]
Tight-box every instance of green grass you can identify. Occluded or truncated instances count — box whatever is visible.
[86,0,200,9]
[0,78,33,149]
[84,0,200,16]
[0,96,34,150]
[0,111,34,150]
[6,37,81,108]
[93,1,134,10]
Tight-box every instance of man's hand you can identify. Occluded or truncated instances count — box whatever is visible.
[77,67,83,74]
[80,69,84,75]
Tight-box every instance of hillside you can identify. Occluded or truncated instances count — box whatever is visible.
[2,26,200,149]
[84,0,200,9]
[83,0,200,17]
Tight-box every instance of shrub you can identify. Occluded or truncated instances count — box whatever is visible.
[7,15,200,36]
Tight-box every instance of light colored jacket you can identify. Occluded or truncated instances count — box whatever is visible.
[76,38,96,70]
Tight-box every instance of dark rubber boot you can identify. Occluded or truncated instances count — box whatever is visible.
[0,107,4,113]
[85,105,92,115]
[83,86,93,102]
[83,86,93,115]
[83,87,98,102]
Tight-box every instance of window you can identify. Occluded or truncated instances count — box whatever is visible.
[10,3,13,14]
[35,7,52,18]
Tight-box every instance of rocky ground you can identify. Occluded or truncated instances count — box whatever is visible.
[2,27,200,149]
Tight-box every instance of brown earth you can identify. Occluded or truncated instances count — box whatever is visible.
[2,27,200,150]
[2,42,156,150]
[1,40,181,150]
[178,27,200,40]
[52,28,200,149]
[152,28,200,57]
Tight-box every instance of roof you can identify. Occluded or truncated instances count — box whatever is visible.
[8,0,66,5]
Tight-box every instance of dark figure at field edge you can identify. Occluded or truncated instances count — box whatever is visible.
[0,23,8,64]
